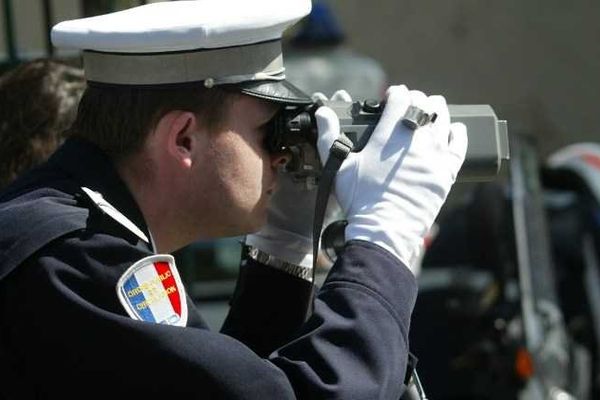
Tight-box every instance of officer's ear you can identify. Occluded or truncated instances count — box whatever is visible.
[154,110,201,170]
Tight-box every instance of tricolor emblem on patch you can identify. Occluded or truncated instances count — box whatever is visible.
[116,254,188,327]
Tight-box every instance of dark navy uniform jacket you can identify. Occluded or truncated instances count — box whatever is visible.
[0,139,417,399]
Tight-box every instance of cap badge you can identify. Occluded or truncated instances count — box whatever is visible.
[116,254,188,327]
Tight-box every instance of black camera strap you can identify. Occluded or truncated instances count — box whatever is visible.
[310,135,427,400]
[312,136,354,284]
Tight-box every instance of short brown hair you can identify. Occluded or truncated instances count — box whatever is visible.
[70,83,236,161]
[0,59,85,188]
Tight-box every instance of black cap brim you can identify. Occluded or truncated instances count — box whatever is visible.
[234,79,313,105]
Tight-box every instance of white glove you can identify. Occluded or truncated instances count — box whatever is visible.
[315,85,468,275]
[245,90,352,268]
[245,172,316,267]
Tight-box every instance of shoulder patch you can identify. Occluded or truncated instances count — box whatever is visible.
[81,186,149,244]
[116,254,188,327]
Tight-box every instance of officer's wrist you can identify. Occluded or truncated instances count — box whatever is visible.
[243,244,313,282]
[244,229,313,267]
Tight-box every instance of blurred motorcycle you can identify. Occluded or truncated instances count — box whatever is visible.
[410,135,594,399]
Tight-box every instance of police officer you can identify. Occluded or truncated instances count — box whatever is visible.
[0,0,467,398]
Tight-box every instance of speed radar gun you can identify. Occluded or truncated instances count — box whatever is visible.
[265,98,510,400]
[266,99,510,186]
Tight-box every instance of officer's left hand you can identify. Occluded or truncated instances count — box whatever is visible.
[315,85,468,275]
[245,90,351,268]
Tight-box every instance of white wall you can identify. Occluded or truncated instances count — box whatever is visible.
[331,0,600,157]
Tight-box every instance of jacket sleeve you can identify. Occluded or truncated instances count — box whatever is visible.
[222,240,418,398]
[1,234,416,399]
[270,240,417,399]
[220,257,315,357]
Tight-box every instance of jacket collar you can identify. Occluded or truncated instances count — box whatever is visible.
[47,138,152,247]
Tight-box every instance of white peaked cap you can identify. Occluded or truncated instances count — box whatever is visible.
[51,0,313,104]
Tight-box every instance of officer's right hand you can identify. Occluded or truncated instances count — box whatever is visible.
[315,85,468,276]
[244,89,354,269]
